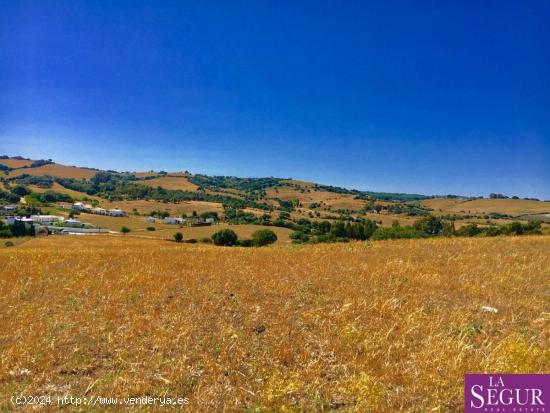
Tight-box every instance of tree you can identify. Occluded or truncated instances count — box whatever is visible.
[363,220,378,239]
[12,185,30,196]
[120,226,130,234]
[414,215,443,236]
[252,229,277,246]
[211,229,238,246]
[173,232,183,242]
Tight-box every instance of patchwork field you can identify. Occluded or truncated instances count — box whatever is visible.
[1,236,548,411]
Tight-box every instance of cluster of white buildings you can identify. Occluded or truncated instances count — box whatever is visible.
[72,202,127,217]
[1,214,86,228]
[145,216,215,226]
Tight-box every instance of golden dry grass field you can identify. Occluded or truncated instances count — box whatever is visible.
[0,158,34,168]
[140,176,200,191]
[424,198,550,216]
[0,236,548,412]
[8,163,97,180]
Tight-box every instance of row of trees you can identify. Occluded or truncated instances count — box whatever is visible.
[290,215,543,244]
[0,221,35,238]
[173,228,278,247]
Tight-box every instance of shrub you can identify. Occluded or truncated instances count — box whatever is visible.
[185,238,197,244]
[173,232,183,242]
[4,241,14,247]
[146,226,156,231]
[413,215,443,235]
[211,229,238,246]
[456,224,482,237]
[251,229,278,246]
[200,237,212,243]
[120,226,130,234]
[290,231,309,243]
[236,239,253,247]
[371,225,424,240]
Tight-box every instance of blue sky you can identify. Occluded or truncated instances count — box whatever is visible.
[1,0,549,198]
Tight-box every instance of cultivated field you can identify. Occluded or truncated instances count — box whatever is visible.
[1,236,548,411]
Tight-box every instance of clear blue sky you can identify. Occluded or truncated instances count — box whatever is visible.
[1,1,549,198]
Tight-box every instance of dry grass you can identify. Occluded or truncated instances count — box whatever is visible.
[140,176,199,191]
[424,198,550,216]
[0,158,35,168]
[266,186,366,211]
[8,164,97,179]
[28,183,103,202]
[1,236,548,411]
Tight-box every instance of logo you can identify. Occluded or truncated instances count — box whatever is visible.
[465,374,549,412]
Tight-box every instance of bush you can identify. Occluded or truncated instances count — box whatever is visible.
[236,239,253,247]
[146,226,156,231]
[371,225,424,240]
[200,237,212,243]
[413,215,443,235]
[251,229,277,246]
[185,238,197,244]
[120,226,130,234]
[4,241,14,247]
[211,229,238,246]
[173,232,183,242]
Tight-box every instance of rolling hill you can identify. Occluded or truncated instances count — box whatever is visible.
[1,155,549,238]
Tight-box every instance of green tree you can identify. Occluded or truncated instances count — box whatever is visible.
[173,232,183,242]
[211,229,238,246]
[252,229,277,246]
[120,226,130,234]
[413,215,443,235]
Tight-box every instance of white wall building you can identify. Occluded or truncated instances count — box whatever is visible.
[108,208,127,217]
[163,217,185,225]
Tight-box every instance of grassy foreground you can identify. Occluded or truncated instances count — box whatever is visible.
[0,236,548,411]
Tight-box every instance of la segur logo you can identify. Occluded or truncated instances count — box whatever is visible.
[465,374,549,412]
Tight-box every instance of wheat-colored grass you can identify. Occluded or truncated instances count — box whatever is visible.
[0,236,548,411]
[424,197,550,216]
[0,158,35,168]
[8,163,97,179]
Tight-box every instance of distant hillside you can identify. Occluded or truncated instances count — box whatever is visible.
[1,155,549,227]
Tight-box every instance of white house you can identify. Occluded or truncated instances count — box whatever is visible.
[163,217,185,225]
[145,216,156,223]
[108,208,127,217]
[204,217,215,225]
[30,215,65,225]
[73,202,92,212]
[91,207,106,215]
[2,216,16,225]
[64,219,82,227]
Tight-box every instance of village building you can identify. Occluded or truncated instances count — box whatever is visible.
[145,216,156,223]
[91,207,107,215]
[108,208,127,217]
[72,202,92,211]
[163,217,185,225]
[1,215,16,225]
[64,218,82,227]
[30,215,65,225]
